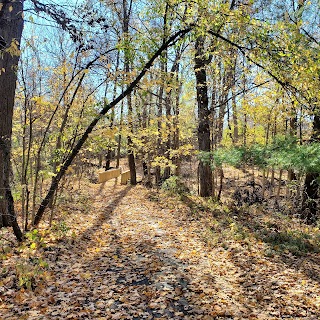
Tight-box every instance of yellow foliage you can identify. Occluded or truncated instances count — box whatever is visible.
[5,39,20,57]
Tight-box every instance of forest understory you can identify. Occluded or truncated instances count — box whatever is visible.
[1,164,320,320]
[1,0,320,319]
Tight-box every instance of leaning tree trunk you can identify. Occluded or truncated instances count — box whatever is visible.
[0,0,24,240]
[194,36,212,197]
[32,25,193,226]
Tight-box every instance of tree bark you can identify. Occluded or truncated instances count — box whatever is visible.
[155,62,164,186]
[0,0,24,240]
[302,112,320,223]
[288,103,297,181]
[194,36,212,197]
[123,0,137,185]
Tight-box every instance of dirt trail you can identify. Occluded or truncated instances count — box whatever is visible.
[1,181,320,319]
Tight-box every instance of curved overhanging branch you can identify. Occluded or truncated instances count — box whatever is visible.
[208,30,288,86]
[212,79,271,110]
[207,30,312,106]
[33,26,193,226]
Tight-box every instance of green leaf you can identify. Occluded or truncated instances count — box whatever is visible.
[30,243,37,250]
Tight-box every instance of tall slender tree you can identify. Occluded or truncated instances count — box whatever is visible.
[122,0,137,185]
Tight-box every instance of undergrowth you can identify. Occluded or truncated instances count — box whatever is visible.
[176,193,320,257]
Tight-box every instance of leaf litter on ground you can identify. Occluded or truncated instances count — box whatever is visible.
[0,178,320,319]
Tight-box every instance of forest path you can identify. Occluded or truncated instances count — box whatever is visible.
[1,180,320,319]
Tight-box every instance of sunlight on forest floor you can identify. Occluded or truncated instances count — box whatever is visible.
[1,177,320,319]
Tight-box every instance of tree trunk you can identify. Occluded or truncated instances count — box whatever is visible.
[194,36,212,197]
[106,52,119,170]
[288,104,297,182]
[231,56,239,145]
[141,101,148,178]
[123,0,137,185]
[302,113,320,223]
[0,0,24,240]
[116,100,124,168]
[163,77,171,180]
[173,64,182,176]
[232,93,239,145]
[155,60,165,186]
